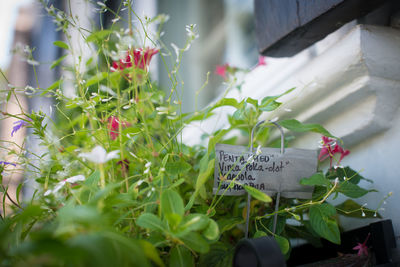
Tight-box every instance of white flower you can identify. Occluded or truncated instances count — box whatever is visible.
[79,146,119,164]
[144,161,152,174]
[44,175,85,196]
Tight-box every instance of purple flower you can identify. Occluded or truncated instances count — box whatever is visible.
[0,161,16,167]
[11,120,29,137]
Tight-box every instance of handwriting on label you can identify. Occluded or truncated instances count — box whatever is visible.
[213,143,318,199]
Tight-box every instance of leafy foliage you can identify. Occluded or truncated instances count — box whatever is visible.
[0,1,384,266]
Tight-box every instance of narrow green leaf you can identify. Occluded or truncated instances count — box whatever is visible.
[244,185,272,202]
[50,55,67,69]
[136,213,166,232]
[6,91,11,101]
[279,119,334,138]
[53,40,69,50]
[170,245,194,267]
[300,172,330,186]
[309,204,340,244]
[16,183,23,204]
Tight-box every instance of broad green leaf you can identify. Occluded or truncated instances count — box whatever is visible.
[338,181,375,198]
[85,72,107,87]
[53,40,69,50]
[274,235,290,254]
[85,170,100,187]
[51,55,67,69]
[170,245,194,267]
[136,213,166,232]
[165,160,192,176]
[336,199,381,218]
[86,29,113,43]
[279,119,334,138]
[180,214,209,231]
[161,189,184,226]
[334,167,373,184]
[139,240,165,267]
[202,219,219,240]
[198,242,234,267]
[253,231,267,238]
[243,185,272,202]
[300,172,330,186]
[180,232,210,253]
[309,204,340,244]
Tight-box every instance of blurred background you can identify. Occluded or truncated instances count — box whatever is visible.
[0,0,260,112]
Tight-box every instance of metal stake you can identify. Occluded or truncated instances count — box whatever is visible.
[245,120,285,238]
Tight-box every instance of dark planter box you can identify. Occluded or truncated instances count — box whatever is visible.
[287,220,397,266]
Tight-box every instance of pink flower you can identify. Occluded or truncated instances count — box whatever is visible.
[215,64,229,79]
[318,136,350,166]
[353,233,370,257]
[257,56,267,66]
[111,47,158,72]
[107,116,129,140]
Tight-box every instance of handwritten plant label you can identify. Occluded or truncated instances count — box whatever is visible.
[213,143,318,199]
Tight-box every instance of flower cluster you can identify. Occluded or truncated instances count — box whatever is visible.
[318,136,350,167]
[110,47,158,72]
[11,120,29,137]
[107,116,129,140]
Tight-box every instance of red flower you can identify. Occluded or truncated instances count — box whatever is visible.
[107,116,129,140]
[318,136,350,166]
[110,47,158,72]
[215,64,229,79]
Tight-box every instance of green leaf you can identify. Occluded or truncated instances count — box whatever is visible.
[6,91,11,101]
[202,219,219,240]
[86,29,113,43]
[274,235,290,254]
[139,240,165,267]
[208,129,231,153]
[336,199,381,218]
[259,99,281,112]
[85,72,108,87]
[198,242,234,267]
[53,40,69,50]
[253,231,267,238]
[161,189,184,227]
[246,97,258,107]
[180,232,210,253]
[50,55,67,69]
[300,172,330,186]
[136,213,166,232]
[338,181,375,198]
[16,183,23,205]
[165,160,192,176]
[279,119,334,138]
[170,245,194,267]
[243,185,272,202]
[259,87,295,111]
[309,204,340,244]
[180,214,209,231]
[334,167,372,184]
[217,217,244,233]
[186,158,215,211]
[85,170,100,187]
